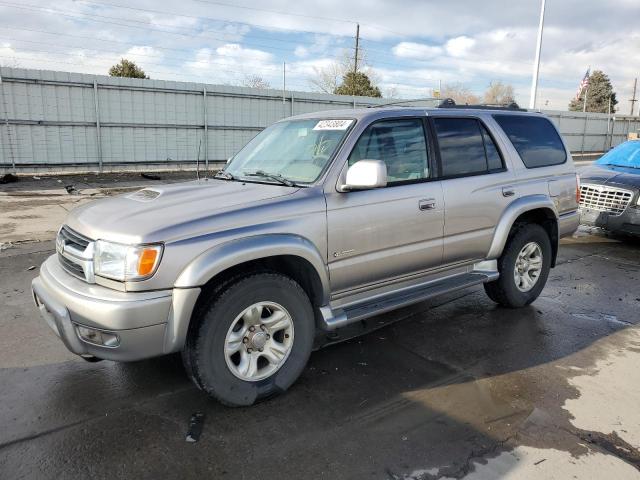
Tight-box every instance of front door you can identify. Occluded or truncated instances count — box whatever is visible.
[325,118,445,294]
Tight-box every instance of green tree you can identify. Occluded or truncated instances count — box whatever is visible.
[334,71,381,98]
[569,70,617,113]
[108,59,149,79]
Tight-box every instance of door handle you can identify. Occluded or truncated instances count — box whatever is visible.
[419,198,436,211]
[502,186,515,197]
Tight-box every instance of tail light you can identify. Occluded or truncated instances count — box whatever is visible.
[575,173,581,204]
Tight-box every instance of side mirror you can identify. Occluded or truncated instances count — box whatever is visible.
[341,160,387,191]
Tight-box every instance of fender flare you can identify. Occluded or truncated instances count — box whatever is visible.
[174,233,331,304]
[487,195,558,260]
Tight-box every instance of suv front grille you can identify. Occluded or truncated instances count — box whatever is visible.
[58,225,91,250]
[56,225,95,282]
[579,184,633,216]
[58,252,86,278]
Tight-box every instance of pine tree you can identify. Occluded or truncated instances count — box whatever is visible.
[569,70,617,113]
[334,71,382,98]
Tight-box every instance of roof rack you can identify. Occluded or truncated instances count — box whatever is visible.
[367,97,442,108]
[367,97,526,111]
[437,98,525,111]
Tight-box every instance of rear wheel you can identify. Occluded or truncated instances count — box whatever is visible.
[182,273,315,406]
[484,223,552,308]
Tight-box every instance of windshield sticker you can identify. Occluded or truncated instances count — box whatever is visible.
[313,119,353,131]
[298,128,309,137]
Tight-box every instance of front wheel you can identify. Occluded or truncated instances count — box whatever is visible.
[484,223,552,308]
[182,273,315,406]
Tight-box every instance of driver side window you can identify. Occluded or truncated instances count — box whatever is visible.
[348,119,429,185]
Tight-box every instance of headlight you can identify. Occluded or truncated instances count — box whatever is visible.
[94,240,163,281]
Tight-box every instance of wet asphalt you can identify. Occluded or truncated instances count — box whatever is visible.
[1,231,639,479]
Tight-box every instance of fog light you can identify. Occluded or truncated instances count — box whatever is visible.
[76,325,120,347]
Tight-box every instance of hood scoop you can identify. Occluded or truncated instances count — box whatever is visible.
[128,189,162,202]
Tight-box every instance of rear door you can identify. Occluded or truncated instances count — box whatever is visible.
[325,117,444,293]
[430,116,516,264]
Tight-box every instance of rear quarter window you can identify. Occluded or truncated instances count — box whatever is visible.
[493,114,566,168]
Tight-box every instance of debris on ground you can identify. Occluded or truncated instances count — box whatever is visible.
[0,173,19,184]
[64,185,78,195]
[185,412,205,443]
[27,266,36,271]
[141,173,161,180]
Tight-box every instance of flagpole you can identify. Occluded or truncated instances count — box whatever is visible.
[582,86,588,113]
[529,0,546,109]
[582,65,590,113]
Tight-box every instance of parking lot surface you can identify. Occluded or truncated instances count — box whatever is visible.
[1,197,640,478]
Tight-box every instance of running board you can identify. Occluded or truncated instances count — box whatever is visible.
[320,272,494,331]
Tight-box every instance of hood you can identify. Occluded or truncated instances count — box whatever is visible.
[580,164,640,190]
[66,179,299,243]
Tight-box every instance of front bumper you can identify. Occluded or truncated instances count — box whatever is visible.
[32,255,200,361]
[580,206,640,236]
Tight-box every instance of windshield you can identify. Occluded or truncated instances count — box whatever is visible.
[596,141,640,169]
[224,119,354,184]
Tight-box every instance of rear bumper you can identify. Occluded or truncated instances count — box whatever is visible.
[32,255,200,361]
[580,206,640,236]
[558,210,580,238]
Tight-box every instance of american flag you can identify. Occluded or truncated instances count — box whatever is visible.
[575,69,590,100]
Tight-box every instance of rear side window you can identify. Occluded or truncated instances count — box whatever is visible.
[493,114,566,168]
[433,118,504,177]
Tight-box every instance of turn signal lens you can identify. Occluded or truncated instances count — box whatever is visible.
[138,248,159,276]
[576,173,581,204]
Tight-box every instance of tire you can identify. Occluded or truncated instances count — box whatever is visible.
[484,223,552,308]
[182,272,315,406]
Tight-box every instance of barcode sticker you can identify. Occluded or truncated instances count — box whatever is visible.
[313,119,353,131]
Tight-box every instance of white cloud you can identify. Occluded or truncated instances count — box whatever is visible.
[392,42,442,59]
[294,45,309,58]
[445,36,476,57]
[215,43,273,62]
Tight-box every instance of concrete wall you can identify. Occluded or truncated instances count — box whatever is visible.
[2,67,639,173]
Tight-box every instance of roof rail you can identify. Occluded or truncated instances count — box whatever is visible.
[437,98,525,111]
[367,97,443,108]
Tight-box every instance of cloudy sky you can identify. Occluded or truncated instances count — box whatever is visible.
[0,0,638,111]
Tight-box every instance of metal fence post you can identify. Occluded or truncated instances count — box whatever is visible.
[291,92,294,117]
[93,80,103,173]
[0,71,16,173]
[610,117,616,149]
[580,114,589,156]
[203,86,208,172]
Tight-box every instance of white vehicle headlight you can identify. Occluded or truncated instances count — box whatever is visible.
[94,240,163,281]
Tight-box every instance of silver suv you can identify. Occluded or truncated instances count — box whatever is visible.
[32,103,580,406]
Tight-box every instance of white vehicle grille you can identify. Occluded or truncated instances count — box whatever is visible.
[579,184,633,216]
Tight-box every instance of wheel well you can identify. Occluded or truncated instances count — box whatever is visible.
[511,208,559,266]
[198,255,325,308]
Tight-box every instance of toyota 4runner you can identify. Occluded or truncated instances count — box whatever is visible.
[32,102,580,406]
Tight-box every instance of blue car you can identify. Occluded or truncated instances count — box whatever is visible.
[579,140,640,236]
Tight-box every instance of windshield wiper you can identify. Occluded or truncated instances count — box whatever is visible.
[213,170,237,181]
[243,170,299,187]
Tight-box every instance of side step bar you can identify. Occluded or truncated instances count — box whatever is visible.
[320,271,495,331]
